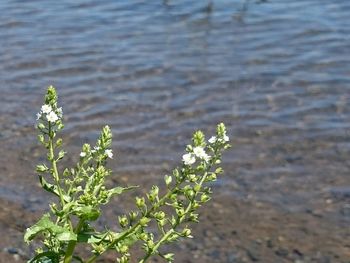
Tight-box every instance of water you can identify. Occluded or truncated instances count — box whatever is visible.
[1,0,350,221]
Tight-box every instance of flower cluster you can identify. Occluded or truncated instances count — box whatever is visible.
[37,103,63,123]
[182,128,229,166]
[80,147,113,159]
[182,146,210,165]
[208,134,229,144]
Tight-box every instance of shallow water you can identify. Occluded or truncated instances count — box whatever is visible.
[0,0,350,223]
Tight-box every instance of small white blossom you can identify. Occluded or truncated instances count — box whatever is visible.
[46,111,59,123]
[105,149,113,159]
[36,112,42,120]
[182,153,196,165]
[223,135,229,142]
[91,146,100,153]
[208,136,217,144]
[41,104,52,114]
[57,107,63,117]
[193,146,210,162]
[80,152,86,157]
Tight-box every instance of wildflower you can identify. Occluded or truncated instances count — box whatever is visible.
[91,146,100,153]
[46,111,59,123]
[223,135,229,142]
[57,107,63,117]
[80,152,86,158]
[208,136,216,144]
[193,146,210,162]
[182,153,195,165]
[41,104,52,114]
[105,149,113,159]
[36,112,42,120]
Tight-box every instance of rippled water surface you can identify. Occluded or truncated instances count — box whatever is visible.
[1,0,350,219]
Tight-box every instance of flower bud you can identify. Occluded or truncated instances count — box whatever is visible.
[57,150,65,160]
[139,233,148,241]
[118,255,129,263]
[38,134,45,144]
[193,184,201,193]
[189,213,199,222]
[215,167,224,174]
[55,138,62,147]
[129,211,138,221]
[148,186,159,203]
[185,189,194,199]
[192,201,200,209]
[182,228,192,237]
[187,174,197,182]
[135,197,145,209]
[147,239,154,249]
[154,211,165,220]
[139,217,151,226]
[119,244,128,254]
[164,174,172,186]
[92,244,104,255]
[172,169,180,181]
[163,253,174,262]
[118,215,128,228]
[36,164,48,173]
[206,172,217,182]
[57,123,64,130]
[37,123,45,130]
[200,193,210,203]
[176,208,185,217]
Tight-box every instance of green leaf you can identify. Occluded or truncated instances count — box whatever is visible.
[57,150,65,160]
[38,176,70,202]
[28,251,60,263]
[38,176,59,197]
[56,231,77,242]
[118,231,140,247]
[36,164,49,173]
[24,214,76,243]
[105,185,138,201]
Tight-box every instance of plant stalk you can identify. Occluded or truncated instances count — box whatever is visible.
[63,219,85,263]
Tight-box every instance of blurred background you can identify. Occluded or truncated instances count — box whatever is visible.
[0,0,349,262]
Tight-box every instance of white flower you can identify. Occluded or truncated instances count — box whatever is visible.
[193,146,210,162]
[46,111,59,123]
[223,135,229,142]
[193,146,205,157]
[57,107,63,117]
[105,149,113,159]
[91,146,100,153]
[41,104,52,114]
[80,152,86,157]
[208,136,217,144]
[182,153,195,165]
[36,112,42,120]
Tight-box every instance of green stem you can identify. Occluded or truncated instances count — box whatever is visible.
[139,229,174,263]
[48,123,65,208]
[63,219,85,263]
[86,224,142,263]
